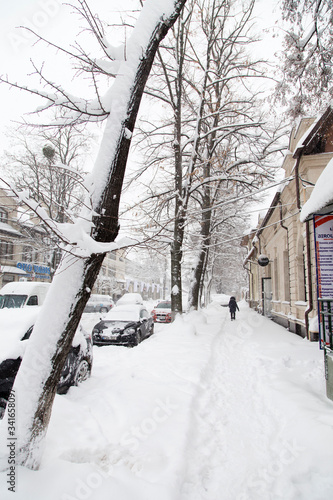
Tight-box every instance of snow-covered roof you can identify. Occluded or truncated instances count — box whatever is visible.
[0,266,27,275]
[293,118,320,156]
[300,157,333,222]
[0,221,22,236]
[293,106,333,158]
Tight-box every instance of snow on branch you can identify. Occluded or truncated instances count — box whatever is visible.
[0,177,139,258]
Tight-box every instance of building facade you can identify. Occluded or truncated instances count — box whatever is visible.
[1,187,166,302]
[243,107,333,340]
[0,187,52,287]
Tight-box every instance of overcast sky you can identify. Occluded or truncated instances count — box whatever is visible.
[0,0,282,168]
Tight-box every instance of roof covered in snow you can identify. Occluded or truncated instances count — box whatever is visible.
[300,157,333,221]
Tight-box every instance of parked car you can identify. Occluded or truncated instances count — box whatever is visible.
[84,294,115,313]
[151,300,172,323]
[0,281,51,309]
[92,304,154,347]
[0,307,93,418]
[116,293,144,306]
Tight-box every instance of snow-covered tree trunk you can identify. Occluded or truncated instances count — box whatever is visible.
[171,57,185,316]
[1,0,187,470]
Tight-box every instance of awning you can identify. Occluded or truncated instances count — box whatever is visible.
[0,266,27,275]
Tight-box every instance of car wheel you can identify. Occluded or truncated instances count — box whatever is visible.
[130,332,140,347]
[149,323,154,336]
[74,359,91,385]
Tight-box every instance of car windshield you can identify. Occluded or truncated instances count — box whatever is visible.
[0,294,28,309]
[156,302,171,309]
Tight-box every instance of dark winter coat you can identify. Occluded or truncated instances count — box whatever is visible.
[228,297,239,313]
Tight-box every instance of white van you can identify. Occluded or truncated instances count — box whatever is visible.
[0,281,51,309]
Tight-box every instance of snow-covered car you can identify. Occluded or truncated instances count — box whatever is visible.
[0,307,93,418]
[151,300,172,323]
[0,281,51,309]
[83,294,115,313]
[92,304,154,347]
[116,293,144,306]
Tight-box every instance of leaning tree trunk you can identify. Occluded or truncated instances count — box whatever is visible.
[6,0,187,470]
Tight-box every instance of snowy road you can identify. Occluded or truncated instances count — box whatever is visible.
[1,301,333,499]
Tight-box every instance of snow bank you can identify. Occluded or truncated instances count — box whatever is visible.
[1,303,333,499]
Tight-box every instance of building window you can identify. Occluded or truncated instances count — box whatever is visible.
[0,208,8,223]
[274,257,279,299]
[297,236,306,302]
[283,250,290,301]
[0,240,14,260]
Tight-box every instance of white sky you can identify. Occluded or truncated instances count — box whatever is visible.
[0,0,141,164]
[0,0,282,143]
[0,0,284,228]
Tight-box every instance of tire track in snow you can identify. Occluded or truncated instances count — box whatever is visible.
[179,308,288,500]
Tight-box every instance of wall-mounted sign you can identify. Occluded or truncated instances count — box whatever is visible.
[314,215,333,298]
[258,254,270,267]
[314,215,333,349]
[16,262,51,277]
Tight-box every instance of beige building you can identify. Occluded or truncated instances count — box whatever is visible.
[243,107,333,340]
[0,186,129,296]
[93,250,126,300]
[0,187,52,287]
[0,186,165,301]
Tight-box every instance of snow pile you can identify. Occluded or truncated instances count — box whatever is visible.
[1,303,333,499]
[300,157,333,221]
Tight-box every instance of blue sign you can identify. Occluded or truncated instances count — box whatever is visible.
[16,262,51,276]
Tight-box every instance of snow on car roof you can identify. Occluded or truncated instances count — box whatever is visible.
[116,293,143,305]
[88,294,112,301]
[0,281,51,294]
[0,307,41,362]
[104,304,142,322]
[0,306,86,363]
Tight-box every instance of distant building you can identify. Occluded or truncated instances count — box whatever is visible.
[0,187,52,287]
[0,187,167,301]
[243,107,333,340]
[93,250,126,300]
[123,257,166,302]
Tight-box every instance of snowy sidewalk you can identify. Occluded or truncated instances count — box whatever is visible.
[180,305,333,499]
[1,302,333,500]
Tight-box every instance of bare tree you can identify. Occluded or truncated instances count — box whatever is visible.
[127,0,286,311]
[4,125,90,222]
[3,124,92,270]
[0,0,187,470]
[276,0,333,117]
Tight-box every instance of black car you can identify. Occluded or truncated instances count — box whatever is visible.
[0,313,93,418]
[92,304,154,347]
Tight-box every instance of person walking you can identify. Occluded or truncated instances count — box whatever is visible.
[228,296,239,320]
